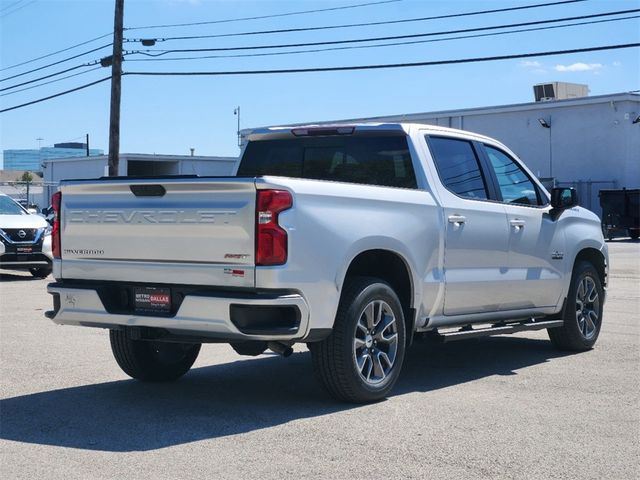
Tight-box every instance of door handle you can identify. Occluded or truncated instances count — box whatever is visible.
[448,214,466,226]
[510,219,525,230]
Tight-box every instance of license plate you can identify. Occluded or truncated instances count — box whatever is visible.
[134,287,171,314]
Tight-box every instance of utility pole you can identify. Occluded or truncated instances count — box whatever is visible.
[548,116,553,178]
[108,0,124,176]
[234,106,241,148]
[86,133,90,157]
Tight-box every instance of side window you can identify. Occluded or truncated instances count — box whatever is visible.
[427,136,489,200]
[484,146,541,206]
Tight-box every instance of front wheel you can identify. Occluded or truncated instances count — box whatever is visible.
[109,330,201,381]
[309,276,406,403]
[548,261,604,351]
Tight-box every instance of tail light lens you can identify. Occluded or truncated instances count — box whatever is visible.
[256,189,292,266]
[51,191,62,259]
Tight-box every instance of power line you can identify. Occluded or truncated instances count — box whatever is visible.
[6,14,632,97]
[0,76,111,113]
[0,67,103,97]
[0,33,112,72]
[1,1,582,75]
[126,0,402,31]
[0,62,100,93]
[0,43,110,83]
[2,43,638,114]
[7,14,630,98]
[141,0,587,43]
[134,8,640,56]
[125,15,640,63]
[124,43,640,77]
[0,0,36,18]
[0,0,27,13]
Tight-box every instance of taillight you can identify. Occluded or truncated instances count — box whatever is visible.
[256,189,292,266]
[51,191,62,259]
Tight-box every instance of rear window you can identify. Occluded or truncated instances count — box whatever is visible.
[238,135,418,189]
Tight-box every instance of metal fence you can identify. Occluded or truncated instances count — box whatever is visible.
[0,181,53,209]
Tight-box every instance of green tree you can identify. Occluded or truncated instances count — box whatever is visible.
[16,171,33,183]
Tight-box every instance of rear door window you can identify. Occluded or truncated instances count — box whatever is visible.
[426,136,489,200]
[238,135,417,189]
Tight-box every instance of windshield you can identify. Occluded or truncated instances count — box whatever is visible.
[0,196,27,215]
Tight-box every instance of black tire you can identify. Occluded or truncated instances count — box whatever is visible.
[628,229,639,240]
[548,261,604,351]
[109,330,201,381]
[308,276,406,403]
[29,266,52,278]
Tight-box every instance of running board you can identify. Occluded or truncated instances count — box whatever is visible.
[435,319,564,343]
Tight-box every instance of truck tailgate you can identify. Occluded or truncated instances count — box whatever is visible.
[58,177,256,287]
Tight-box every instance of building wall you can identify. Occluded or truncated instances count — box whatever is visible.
[41,153,239,207]
[42,156,109,207]
[177,158,238,176]
[274,93,639,215]
[423,100,637,189]
[3,147,103,171]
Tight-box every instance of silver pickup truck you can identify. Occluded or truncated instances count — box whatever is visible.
[46,123,608,403]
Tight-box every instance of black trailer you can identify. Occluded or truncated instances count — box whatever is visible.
[599,188,640,240]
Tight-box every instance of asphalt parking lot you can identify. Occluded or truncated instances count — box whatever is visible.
[1,240,638,480]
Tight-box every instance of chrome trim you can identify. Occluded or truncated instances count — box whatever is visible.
[0,227,45,245]
[46,285,311,341]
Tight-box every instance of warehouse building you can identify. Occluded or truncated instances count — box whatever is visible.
[40,152,238,208]
[244,87,639,216]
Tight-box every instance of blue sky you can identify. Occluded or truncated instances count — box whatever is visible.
[1,0,638,167]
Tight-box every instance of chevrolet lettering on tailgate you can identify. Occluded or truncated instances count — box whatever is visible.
[67,209,237,224]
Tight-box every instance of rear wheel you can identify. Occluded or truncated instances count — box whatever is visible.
[629,228,639,240]
[109,330,201,381]
[548,261,603,351]
[309,276,406,403]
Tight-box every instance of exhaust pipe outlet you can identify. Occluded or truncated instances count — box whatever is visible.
[268,342,293,357]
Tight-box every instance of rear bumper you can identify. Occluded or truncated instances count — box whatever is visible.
[46,282,310,342]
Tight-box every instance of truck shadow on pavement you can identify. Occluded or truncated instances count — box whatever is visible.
[0,336,572,452]
[0,273,43,282]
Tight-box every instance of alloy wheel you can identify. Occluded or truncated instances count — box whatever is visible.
[353,300,399,385]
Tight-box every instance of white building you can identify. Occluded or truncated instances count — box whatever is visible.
[41,153,238,207]
[243,90,640,215]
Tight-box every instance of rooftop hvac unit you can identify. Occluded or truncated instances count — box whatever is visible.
[533,82,589,102]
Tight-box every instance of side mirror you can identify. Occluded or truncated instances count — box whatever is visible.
[551,187,578,210]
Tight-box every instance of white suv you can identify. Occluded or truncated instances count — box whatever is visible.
[0,193,53,277]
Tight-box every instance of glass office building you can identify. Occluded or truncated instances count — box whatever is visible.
[2,143,103,172]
